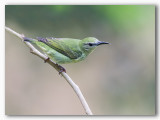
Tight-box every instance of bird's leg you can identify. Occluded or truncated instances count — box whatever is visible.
[44,57,50,63]
[43,58,66,74]
[56,63,66,74]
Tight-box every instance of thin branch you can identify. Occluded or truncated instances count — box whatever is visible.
[5,26,93,115]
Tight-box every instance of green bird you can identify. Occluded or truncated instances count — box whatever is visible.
[24,37,109,72]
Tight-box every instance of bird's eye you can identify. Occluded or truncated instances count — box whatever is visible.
[88,43,93,46]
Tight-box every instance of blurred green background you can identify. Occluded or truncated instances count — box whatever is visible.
[5,5,155,115]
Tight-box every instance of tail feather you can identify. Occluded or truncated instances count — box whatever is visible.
[23,37,34,42]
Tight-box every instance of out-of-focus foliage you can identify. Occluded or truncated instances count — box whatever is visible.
[5,5,155,115]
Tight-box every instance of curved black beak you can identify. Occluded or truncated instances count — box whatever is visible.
[97,41,110,46]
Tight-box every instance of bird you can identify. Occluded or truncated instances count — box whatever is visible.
[24,37,109,73]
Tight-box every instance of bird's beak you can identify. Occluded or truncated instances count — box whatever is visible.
[97,41,110,46]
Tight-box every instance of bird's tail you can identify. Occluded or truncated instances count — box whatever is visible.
[23,37,35,43]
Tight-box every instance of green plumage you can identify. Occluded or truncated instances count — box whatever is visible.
[24,37,109,64]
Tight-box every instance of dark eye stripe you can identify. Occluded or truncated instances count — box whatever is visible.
[84,43,97,46]
[88,43,93,46]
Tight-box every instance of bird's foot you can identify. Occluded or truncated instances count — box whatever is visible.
[56,64,66,74]
[44,57,50,63]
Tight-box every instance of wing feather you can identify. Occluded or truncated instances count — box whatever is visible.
[36,37,82,59]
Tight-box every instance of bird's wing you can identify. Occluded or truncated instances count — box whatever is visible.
[36,37,82,59]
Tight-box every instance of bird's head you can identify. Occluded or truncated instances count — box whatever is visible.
[80,37,109,55]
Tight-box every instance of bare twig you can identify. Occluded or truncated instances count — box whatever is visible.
[5,26,93,115]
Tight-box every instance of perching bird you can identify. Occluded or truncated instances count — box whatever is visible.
[24,37,109,72]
